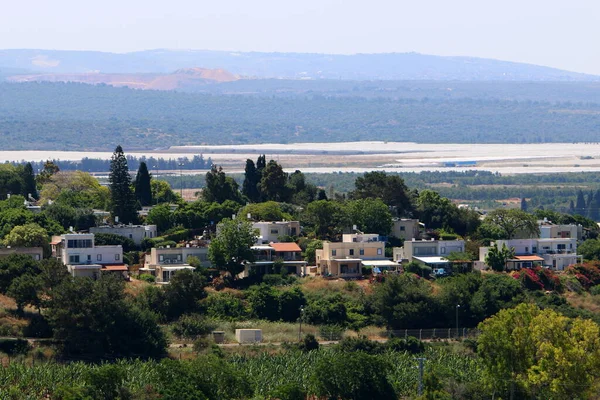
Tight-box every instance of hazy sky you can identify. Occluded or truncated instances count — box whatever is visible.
[2,0,599,75]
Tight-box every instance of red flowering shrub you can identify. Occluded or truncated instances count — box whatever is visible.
[513,268,544,291]
[566,262,600,290]
[537,267,563,292]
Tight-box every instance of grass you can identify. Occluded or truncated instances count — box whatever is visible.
[565,292,600,314]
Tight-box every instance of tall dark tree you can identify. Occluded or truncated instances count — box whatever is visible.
[575,190,586,216]
[203,165,242,204]
[134,162,153,207]
[351,172,413,217]
[21,162,38,200]
[256,154,266,173]
[109,145,137,224]
[242,159,261,203]
[520,197,528,212]
[259,160,289,202]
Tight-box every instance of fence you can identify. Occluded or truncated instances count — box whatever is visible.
[387,328,478,341]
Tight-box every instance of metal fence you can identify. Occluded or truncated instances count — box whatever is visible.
[387,328,478,341]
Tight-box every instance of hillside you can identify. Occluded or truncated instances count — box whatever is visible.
[1,81,599,151]
[1,49,598,81]
[6,67,238,90]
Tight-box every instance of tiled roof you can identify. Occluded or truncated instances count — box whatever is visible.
[269,242,302,252]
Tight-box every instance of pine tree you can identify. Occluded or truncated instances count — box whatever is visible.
[242,159,261,203]
[21,162,38,200]
[109,145,138,224]
[569,199,575,214]
[520,197,528,212]
[575,190,586,216]
[134,162,153,207]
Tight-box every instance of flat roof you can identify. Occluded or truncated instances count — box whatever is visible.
[361,260,401,267]
[161,266,195,271]
[252,245,274,251]
[332,258,363,262]
[101,264,128,271]
[413,256,450,264]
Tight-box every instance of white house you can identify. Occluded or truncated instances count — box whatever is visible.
[390,218,422,241]
[252,221,300,244]
[393,238,465,271]
[479,238,579,271]
[90,224,158,245]
[51,233,126,278]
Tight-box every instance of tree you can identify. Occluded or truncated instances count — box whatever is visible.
[208,218,257,276]
[134,162,153,206]
[163,269,207,321]
[35,160,59,186]
[21,162,38,199]
[371,274,437,329]
[575,190,586,216]
[3,223,48,248]
[259,160,289,202]
[302,239,323,264]
[93,233,137,252]
[478,303,600,399]
[108,145,137,224]
[239,201,292,222]
[347,198,392,235]
[203,165,242,204]
[47,275,167,359]
[302,200,351,240]
[484,243,515,272]
[146,204,173,233]
[578,239,600,261]
[151,180,179,204]
[351,172,413,217]
[7,274,42,313]
[470,274,523,321]
[483,209,539,239]
[0,253,41,293]
[242,159,261,203]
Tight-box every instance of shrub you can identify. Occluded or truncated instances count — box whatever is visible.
[0,338,31,356]
[172,314,216,339]
[591,285,600,296]
[269,383,307,400]
[193,337,212,353]
[337,335,384,354]
[299,334,320,352]
[386,336,425,354]
[203,292,248,321]
[319,325,345,341]
[138,273,156,283]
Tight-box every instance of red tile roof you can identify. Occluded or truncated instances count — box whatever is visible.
[101,264,129,271]
[269,242,302,252]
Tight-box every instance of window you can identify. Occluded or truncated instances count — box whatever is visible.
[115,254,120,261]
[525,247,529,253]
[33,254,40,261]
[129,234,133,239]
[97,254,102,261]
[159,255,164,262]
[67,239,92,249]
[441,247,446,254]
[400,226,405,231]
[349,249,354,256]
[532,247,537,253]
[557,244,566,250]
[359,249,365,256]
[87,255,91,262]
[270,229,279,234]
[377,248,382,255]
[332,249,337,256]
[69,255,80,263]
[177,254,182,261]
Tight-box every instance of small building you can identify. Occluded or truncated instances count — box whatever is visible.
[51,233,125,278]
[394,238,465,263]
[90,224,158,245]
[141,245,211,283]
[0,247,43,261]
[315,233,397,278]
[539,221,582,241]
[252,221,300,244]
[391,218,422,241]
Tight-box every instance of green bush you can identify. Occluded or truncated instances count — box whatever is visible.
[138,273,156,283]
[337,335,384,354]
[172,314,216,339]
[590,285,600,296]
[386,336,425,354]
[193,337,212,353]
[299,334,320,352]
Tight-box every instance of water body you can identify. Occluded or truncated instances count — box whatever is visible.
[1,142,600,175]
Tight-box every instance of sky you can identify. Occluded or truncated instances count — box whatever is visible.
[1,0,599,75]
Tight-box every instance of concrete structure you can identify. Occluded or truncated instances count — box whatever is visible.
[241,242,307,278]
[394,239,465,263]
[479,238,579,271]
[391,218,422,241]
[141,244,211,283]
[90,224,158,245]
[539,222,582,241]
[0,247,43,261]
[252,221,300,244]
[236,329,262,343]
[316,233,398,278]
[51,233,125,278]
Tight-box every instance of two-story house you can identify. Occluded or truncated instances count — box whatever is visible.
[479,238,579,271]
[141,244,211,283]
[315,233,399,278]
[51,233,125,278]
[0,247,44,261]
[241,242,307,278]
[390,218,423,241]
[90,224,158,245]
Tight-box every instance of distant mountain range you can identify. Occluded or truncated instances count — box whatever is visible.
[6,67,238,90]
[0,49,598,82]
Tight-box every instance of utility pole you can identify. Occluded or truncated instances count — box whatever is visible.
[416,357,426,396]
[456,304,461,339]
[298,306,304,341]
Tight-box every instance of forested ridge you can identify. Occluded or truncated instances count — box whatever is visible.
[1,81,600,150]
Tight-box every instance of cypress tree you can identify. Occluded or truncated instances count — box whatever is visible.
[575,190,586,216]
[109,145,138,224]
[134,162,153,207]
[242,159,261,203]
[21,162,38,200]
